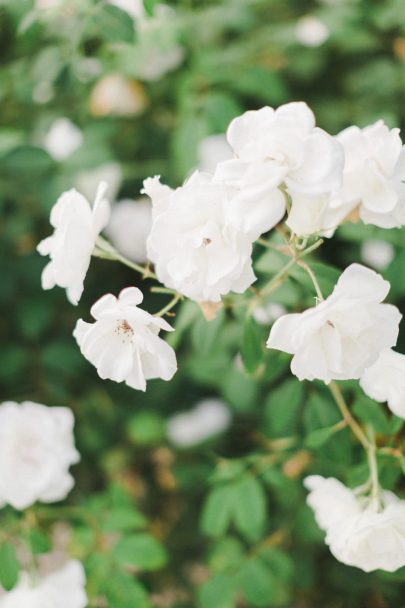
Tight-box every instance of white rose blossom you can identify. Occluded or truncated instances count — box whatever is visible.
[0,560,87,608]
[214,102,344,237]
[333,120,405,228]
[267,264,401,383]
[37,182,110,305]
[166,399,232,448]
[0,401,79,510]
[305,475,405,573]
[73,287,177,391]
[360,348,405,419]
[143,171,256,302]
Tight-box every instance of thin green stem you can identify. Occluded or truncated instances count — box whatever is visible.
[297,259,324,301]
[93,237,157,280]
[328,381,370,451]
[155,294,182,317]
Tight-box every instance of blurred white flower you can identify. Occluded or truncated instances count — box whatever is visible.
[252,302,286,326]
[108,0,144,20]
[361,239,395,270]
[0,560,87,607]
[74,162,122,204]
[215,102,343,237]
[105,198,152,264]
[360,348,405,419]
[197,134,233,174]
[295,16,330,47]
[167,399,231,447]
[73,287,177,391]
[43,118,83,161]
[305,475,405,572]
[37,182,110,305]
[267,264,401,383]
[90,74,147,117]
[144,172,256,302]
[0,401,79,510]
[335,120,405,228]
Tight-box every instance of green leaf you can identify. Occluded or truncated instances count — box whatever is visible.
[353,395,392,435]
[191,309,225,355]
[233,474,267,542]
[201,484,235,537]
[304,423,343,449]
[2,146,54,174]
[241,316,264,374]
[93,5,135,44]
[127,412,164,446]
[290,262,341,297]
[0,542,19,591]
[198,572,236,608]
[28,529,51,555]
[208,537,245,573]
[103,571,151,608]
[113,533,167,571]
[103,508,147,532]
[264,379,303,437]
[238,557,274,606]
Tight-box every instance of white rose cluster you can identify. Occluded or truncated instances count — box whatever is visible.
[305,476,405,572]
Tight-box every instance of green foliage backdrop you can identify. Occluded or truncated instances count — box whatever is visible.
[1,0,405,606]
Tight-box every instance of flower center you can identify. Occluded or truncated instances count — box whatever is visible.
[202,237,212,246]
[115,319,135,343]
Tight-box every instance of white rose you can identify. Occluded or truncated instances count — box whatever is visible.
[105,198,152,264]
[305,475,405,572]
[334,120,405,228]
[166,399,232,448]
[42,118,83,161]
[361,239,395,271]
[295,15,330,47]
[73,287,177,391]
[267,264,401,382]
[37,182,110,305]
[286,190,354,237]
[326,492,405,573]
[197,134,233,174]
[0,402,79,510]
[214,102,343,237]
[360,348,405,419]
[304,475,361,531]
[0,560,87,608]
[143,172,256,302]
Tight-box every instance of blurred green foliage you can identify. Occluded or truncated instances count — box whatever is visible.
[1,0,405,606]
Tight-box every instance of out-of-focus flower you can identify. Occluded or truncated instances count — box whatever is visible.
[90,74,147,117]
[37,182,110,305]
[360,348,405,419]
[252,302,287,326]
[197,134,233,174]
[305,475,405,573]
[0,560,87,607]
[295,16,330,47]
[166,399,232,447]
[108,0,144,19]
[105,198,152,264]
[143,172,256,302]
[0,401,79,510]
[361,239,395,270]
[73,287,177,391]
[43,118,83,161]
[74,162,122,204]
[215,102,343,237]
[334,121,405,228]
[267,264,401,382]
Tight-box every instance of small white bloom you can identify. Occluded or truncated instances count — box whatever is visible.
[167,399,232,447]
[360,348,405,419]
[361,239,395,271]
[74,162,122,204]
[0,402,79,510]
[267,264,402,383]
[295,16,330,47]
[105,198,152,264]
[252,302,287,326]
[335,120,405,228]
[286,190,353,237]
[143,171,256,302]
[215,102,343,237]
[305,475,405,572]
[43,118,83,161]
[197,134,233,174]
[73,287,177,391]
[37,182,110,305]
[0,559,87,608]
